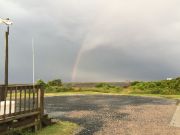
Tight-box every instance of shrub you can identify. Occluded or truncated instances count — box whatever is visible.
[45,86,73,93]
[150,88,161,94]
[131,81,140,86]
[47,79,62,86]
[96,83,116,89]
[95,83,106,88]
[36,79,47,88]
[131,79,180,95]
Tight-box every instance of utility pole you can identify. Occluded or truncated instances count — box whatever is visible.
[0,18,13,101]
[5,26,9,86]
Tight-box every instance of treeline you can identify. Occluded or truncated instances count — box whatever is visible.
[36,79,122,93]
[131,77,180,95]
[36,78,180,95]
[36,79,73,93]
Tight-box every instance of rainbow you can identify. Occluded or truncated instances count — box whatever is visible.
[71,34,103,82]
[71,45,84,82]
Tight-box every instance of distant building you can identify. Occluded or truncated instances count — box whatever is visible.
[166,78,173,81]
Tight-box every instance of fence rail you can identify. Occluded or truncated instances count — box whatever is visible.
[0,85,44,120]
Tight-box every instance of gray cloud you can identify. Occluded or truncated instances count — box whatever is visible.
[0,0,180,83]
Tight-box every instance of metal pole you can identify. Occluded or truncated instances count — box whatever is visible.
[32,38,35,86]
[5,26,9,86]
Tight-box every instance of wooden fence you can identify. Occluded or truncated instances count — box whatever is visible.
[0,85,44,134]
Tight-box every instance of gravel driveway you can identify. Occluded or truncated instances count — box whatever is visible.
[45,95,180,135]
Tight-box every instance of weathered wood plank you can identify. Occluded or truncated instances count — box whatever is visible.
[0,111,40,124]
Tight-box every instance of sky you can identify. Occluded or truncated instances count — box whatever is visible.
[0,0,180,83]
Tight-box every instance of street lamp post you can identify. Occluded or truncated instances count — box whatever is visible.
[0,18,13,100]
[5,25,9,86]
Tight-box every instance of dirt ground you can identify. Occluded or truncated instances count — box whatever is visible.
[45,95,180,135]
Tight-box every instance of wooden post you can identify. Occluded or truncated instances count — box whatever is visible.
[0,86,3,101]
[0,26,9,102]
[5,26,9,86]
[0,26,9,101]
[40,86,44,117]
[40,86,44,129]
[0,86,5,101]
[37,85,44,130]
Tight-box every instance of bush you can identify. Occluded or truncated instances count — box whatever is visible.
[45,86,73,93]
[150,88,161,94]
[96,83,116,89]
[47,79,62,86]
[131,81,140,86]
[95,83,106,88]
[95,83,122,93]
[131,78,180,95]
[36,79,47,88]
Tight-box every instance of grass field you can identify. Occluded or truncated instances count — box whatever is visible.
[45,89,180,99]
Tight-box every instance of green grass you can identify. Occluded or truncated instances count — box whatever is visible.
[45,91,180,99]
[43,81,180,99]
[24,121,79,135]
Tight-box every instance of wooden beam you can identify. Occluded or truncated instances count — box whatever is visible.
[0,111,40,124]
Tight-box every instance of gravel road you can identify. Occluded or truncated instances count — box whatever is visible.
[45,95,180,135]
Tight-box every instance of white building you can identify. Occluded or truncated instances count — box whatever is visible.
[166,78,173,81]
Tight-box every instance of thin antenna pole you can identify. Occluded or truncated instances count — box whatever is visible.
[32,38,35,108]
[4,26,9,86]
[32,38,35,86]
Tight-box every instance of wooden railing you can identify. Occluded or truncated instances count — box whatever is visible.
[0,85,44,120]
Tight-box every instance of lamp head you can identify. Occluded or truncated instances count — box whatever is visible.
[0,18,13,25]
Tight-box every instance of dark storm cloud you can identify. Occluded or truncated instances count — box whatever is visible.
[77,45,180,81]
[0,0,180,83]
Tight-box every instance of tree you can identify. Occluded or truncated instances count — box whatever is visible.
[36,79,47,88]
[47,79,62,86]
